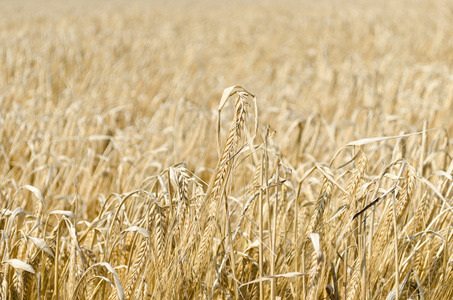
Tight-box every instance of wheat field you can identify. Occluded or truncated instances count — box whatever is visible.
[1,0,453,299]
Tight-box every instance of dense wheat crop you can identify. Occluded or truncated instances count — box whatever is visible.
[1,0,453,299]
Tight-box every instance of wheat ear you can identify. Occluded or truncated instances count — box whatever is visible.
[306,169,334,235]
[122,237,150,300]
[194,95,246,276]
[306,233,324,300]
[411,192,429,235]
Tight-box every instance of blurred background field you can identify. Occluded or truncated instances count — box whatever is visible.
[1,1,453,299]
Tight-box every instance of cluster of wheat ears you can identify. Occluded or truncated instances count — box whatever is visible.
[1,0,453,299]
